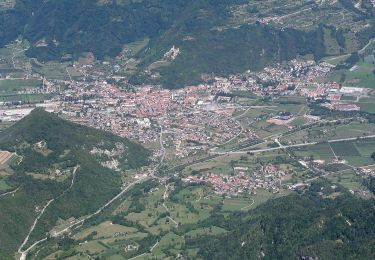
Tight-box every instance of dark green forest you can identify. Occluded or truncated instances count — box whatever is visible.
[185,180,375,259]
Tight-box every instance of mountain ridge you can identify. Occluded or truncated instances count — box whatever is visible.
[1,0,375,88]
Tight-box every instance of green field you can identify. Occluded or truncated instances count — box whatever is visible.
[326,171,365,191]
[185,226,227,238]
[126,38,150,55]
[330,142,361,157]
[0,93,54,103]
[345,62,375,88]
[0,177,10,191]
[340,95,357,101]
[325,163,352,172]
[275,96,306,105]
[0,79,42,94]
[329,61,375,88]
[283,121,375,144]
[0,79,42,93]
[341,139,375,166]
[222,197,254,211]
[358,97,375,113]
[292,138,375,167]
[74,221,139,240]
[75,240,108,254]
[355,139,375,154]
[32,61,73,80]
[42,180,292,259]
[291,117,308,127]
[292,143,335,161]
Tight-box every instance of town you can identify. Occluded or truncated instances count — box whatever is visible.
[1,42,375,194]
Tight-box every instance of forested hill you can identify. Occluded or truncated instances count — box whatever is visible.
[0,0,190,60]
[0,108,149,169]
[1,0,374,88]
[0,108,149,259]
[187,180,375,259]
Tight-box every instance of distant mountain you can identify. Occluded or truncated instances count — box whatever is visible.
[0,0,189,60]
[137,0,375,88]
[189,180,375,259]
[0,108,149,259]
[1,0,374,88]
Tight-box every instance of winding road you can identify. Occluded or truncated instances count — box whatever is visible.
[20,124,167,259]
[0,187,20,198]
[18,165,79,260]
[240,199,255,211]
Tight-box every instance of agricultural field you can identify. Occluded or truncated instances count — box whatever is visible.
[0,151,14,165]
[0,177,11,191]
[324,163,352,173]
[32,61,74,80]
[0,152,17,192]
[185,226,227,239]
[291,138,375,168]
[321,139,375,167]
[183,149,298,176]
[125,38,150,56]
[251,120,289,138]
[291,117,309,127]
[281,121,375,144]
[358,97,375,113]
[292,143,335,161]
[330,142,360,157]
[342,139,375,167]
[340,95,357,101]
[222,197,254,211]
[344,62,375,89]
[44,178,294,259]
[0,79,41,94]
[326,171,367,193]
[328,57,375,89]
[0,93,53,103]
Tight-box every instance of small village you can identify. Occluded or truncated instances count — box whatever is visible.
[183,164,286,195]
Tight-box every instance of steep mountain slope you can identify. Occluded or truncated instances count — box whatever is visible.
[138,0,375,88]
[145,23,328,88]
[0,108,149,259]
[188,181,375,259]
[0,0,189,60]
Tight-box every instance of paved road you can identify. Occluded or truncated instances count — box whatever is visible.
[158,126,166,168]
[129,239,160,259]
[210,135,375,155]
[324,38,374,62]
[18,199,54,260]
[0,187,20,198]
[11,47,28,70]
[240,199,255,211]
[19,166,80,260]
[51,174,149,238]
[358,38,375,55]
